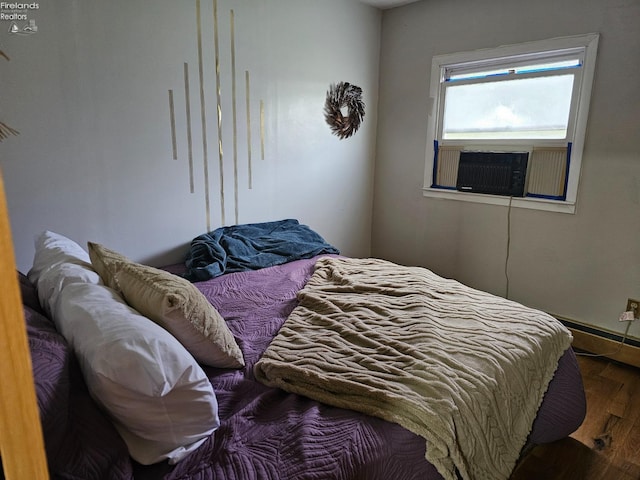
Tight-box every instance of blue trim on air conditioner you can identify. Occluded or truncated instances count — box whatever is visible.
[430,140,440,188]
[526,193,566,201]
[562,142,572,201]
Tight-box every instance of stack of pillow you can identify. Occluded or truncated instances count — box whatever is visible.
[20,270,134,478]
[27,231,245,465]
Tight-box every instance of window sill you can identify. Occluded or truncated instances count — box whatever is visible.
[422,187,576,214]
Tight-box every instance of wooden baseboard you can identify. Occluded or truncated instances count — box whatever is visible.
[568,327,640,369]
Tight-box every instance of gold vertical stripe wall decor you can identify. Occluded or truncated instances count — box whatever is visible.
[260,99,265,161]
[164,2,270,228]
[230,9,239,224]
[183,63,195,193]
[245,70,253,189]
[196,0,212,232]
[213,0,225,226]
[168,90,178,160]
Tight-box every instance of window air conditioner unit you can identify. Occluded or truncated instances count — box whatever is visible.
[456,151,529,197]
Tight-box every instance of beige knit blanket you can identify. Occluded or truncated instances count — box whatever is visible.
[254,257,572,480]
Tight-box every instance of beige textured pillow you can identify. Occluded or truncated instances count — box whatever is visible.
[87,242,130,291]
[115,261,245,369]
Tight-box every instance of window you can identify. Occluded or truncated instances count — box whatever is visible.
[423,34,599,213]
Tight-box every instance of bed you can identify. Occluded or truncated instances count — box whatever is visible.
[13,221,586,480]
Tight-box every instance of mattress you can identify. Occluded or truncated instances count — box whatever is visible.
[133,256,586,480]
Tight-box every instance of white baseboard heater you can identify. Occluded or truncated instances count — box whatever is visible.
[558,316,640,368]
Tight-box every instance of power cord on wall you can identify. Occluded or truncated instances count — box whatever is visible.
[504,196,513,299]
[504,196,635,359]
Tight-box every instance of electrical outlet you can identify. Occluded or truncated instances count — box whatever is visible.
[627,298,640,319]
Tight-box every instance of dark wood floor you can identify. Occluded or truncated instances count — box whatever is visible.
[511,354,640,480]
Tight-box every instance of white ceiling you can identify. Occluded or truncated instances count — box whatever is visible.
[359,0,421,9]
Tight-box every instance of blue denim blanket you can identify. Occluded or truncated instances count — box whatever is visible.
[184,219,339,281]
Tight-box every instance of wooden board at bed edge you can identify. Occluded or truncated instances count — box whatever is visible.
[0,170,50,479]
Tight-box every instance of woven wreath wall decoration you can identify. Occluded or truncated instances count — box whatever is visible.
[324,82,365,139]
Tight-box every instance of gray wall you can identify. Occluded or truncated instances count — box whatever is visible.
[4,0,638,341]
[1,0,380,271]
[373,0,640,339]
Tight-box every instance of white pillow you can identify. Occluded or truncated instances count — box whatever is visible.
[27,231,219,464]
[27,231,100,316]
[55,282,220,465]
[28,230,90,278]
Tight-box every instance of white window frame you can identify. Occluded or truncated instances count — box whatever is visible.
[423,33,599,214]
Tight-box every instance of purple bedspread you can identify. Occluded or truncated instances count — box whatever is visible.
[19,259,585,480]
[133,257,586,480]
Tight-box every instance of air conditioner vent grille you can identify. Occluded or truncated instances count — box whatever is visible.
[456,151,529,197]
